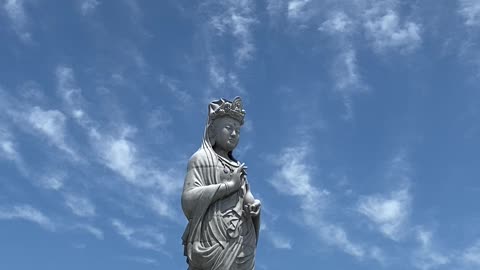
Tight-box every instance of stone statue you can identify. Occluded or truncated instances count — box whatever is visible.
[181,97,261,270]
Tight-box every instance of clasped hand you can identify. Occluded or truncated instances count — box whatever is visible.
[226,163,261,217]
[226,163,246,191]
[244,199,261,217]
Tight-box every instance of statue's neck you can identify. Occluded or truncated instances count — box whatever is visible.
[212,145,232,162]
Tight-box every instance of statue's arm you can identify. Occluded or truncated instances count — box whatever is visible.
[245,182,261,243]
[181,163,238,219]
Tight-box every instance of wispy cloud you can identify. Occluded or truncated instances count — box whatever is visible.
[0,86,82,176]
[93,128,181,195]
[332,48,366,120]
[287,0,311,21]
[199,0,257,98]
[412,228,450,270]
[318,10,366,120]
[55,65,181,193]
[79,0,100,16]
[319,11,355,34]
[459,0,480,27]
[64,193,96,217]
[123,256,158,265]
[55,65,183,227]
[267,231,293,249]
[462,240,480,266]
[74,224,104,240]
[39,172,65,190]
[112,219,166,252]
[0,126,26,174]
[0,204,55,231]
[158,74,193,108]
[357,188,411,241]
[357,150,412,241]
[148,196,177,221]
[147,107,172,130]
[270,145,365,258]
[208,0,256,65]
[2,0,31,41]
[363,8,422,53]
[27,106,78,159]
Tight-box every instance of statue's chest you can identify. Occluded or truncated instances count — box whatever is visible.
[217,163,233,182]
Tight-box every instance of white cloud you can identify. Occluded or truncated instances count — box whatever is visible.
[0,204,54,230]
[412,229,450,270]
[101,136,137,180]
[267,231,292,249]
[148,196,176,220]
[124,256,158,265]
[332,48,366,120]
[147,107,172,130]
[158,75,193,108]
[80,0,99,15]
[200,1,256,98]
[28,107,66,141]
[206,0,256,66]
[459,0,480,26]
[333,48,362,92]
[357,150,412,241]
[55,65,87,121]
[56,68,181,192]
[3,0,31,41]
[0,127,25,173]
[319,11,354,34]
[208,56,226,89]
[224,1,256,64]
[112,219,166,252]
[270,145,365,258]
[357,188,410,241]
[64,193,96,217]
[364,9,421,53]
[0,140,17,160]
[230,12,255,64]
[287,0,310,20]
[462,240,480,266]
[39,173,64,190]
[75,224,104,239]
[27,106,77,158]
[54,65,183,224]
[369,246,388,265]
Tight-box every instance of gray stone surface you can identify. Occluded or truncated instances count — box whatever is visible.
[181,97,261,270]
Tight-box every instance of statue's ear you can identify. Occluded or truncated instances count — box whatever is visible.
[210,136,216,146]
[208,124,216,146]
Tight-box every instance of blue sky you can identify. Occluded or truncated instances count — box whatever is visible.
[1,0,480,269]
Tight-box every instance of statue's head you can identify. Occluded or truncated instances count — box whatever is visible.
[206,97,245,153]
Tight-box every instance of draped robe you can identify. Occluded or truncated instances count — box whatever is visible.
[181,145,258,270]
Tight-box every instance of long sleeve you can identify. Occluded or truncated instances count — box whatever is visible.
[181,151,231,220]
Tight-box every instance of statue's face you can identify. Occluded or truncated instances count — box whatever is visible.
[212,116,241,152]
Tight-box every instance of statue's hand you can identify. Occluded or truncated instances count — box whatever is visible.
[227,163,245,192]
[245,199,261,217]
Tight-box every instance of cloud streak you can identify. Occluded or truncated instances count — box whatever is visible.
[0,204,55,231]
[270,145,365,258]
[357,188,411,241]
[459,0,480,27]
[3,0,31,41]
[363,8,421,53]
[64,193,96,217]
[112,219,166,252]
[27,106,78,159]
[412,229,450,270]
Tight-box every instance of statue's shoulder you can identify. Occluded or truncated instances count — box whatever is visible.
[187,148,210,167]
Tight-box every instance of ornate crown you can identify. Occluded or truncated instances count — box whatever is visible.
[208,96,246,125]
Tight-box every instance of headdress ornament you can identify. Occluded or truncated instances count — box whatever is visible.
[208,96,245,125]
